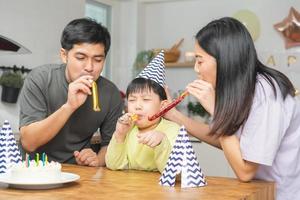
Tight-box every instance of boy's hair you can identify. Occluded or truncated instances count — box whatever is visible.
[126,78,167,100]
[60,18,111,56]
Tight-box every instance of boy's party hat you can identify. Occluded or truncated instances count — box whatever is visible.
[0,120,22,173]
[137,50,165,87]
[159,126,207,188]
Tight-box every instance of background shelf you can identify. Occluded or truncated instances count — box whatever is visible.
[165,61,194,68]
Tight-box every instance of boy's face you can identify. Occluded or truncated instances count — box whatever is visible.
[60,43,106,82]
[127,89,167,131]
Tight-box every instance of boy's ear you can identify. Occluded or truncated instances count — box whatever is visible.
[60,48,67,64]
[160,99,169,109]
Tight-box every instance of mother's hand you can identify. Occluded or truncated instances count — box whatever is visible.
[186,79,215,116]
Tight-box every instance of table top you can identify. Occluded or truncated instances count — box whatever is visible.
[0,164,275,200]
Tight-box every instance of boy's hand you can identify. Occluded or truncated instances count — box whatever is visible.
[137,131,165,148]
[114,113,136,142]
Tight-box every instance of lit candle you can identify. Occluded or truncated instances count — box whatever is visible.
[36,153,39,166]
[42,153,46,166]
[27,154,30,167]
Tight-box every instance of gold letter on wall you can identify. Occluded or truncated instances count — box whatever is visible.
[287,56,297,67]
[266,55,276,67]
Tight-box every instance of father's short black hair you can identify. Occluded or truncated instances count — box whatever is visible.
[60,18,110,56]
[126,78,167,101]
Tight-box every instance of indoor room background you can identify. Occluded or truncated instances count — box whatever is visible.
[1,0,299,177]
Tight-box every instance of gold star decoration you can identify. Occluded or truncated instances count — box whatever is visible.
[274,7,300,49]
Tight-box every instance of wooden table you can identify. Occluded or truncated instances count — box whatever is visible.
[0,164,275,200]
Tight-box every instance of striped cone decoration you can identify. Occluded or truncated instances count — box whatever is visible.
[137,50,165,87]
[159,126,207,188]
[0,124,6,173]
[0,120,22,174]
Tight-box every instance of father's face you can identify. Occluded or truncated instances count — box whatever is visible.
[60,43,106,83]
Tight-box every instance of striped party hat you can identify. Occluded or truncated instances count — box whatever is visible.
[137,50,165,87]
[159,126,207,188]
[0,120,22,174]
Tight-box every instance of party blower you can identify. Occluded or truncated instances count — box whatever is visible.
[92,81,101,111]
[148,91,189,121]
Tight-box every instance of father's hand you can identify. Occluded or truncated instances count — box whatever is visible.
[66,75,93,111]
[74,148,101,167]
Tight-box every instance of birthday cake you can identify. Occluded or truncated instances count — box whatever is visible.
[10,160,62,183]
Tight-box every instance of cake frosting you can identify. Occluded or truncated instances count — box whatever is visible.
[10,160,62,183]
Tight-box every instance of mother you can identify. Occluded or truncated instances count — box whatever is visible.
[165,17,300,200]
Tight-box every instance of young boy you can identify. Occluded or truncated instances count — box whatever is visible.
[105,51,180,173]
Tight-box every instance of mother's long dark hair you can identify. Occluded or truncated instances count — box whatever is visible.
[196,17,295,136]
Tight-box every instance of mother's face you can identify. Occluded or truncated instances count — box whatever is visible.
[194,42,217,88]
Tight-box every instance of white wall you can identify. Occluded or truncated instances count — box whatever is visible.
[110,0,138,92]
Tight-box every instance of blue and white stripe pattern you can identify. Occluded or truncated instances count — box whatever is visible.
[159,126,207,188]
[137,50,166,87]
[0,120,22,174]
